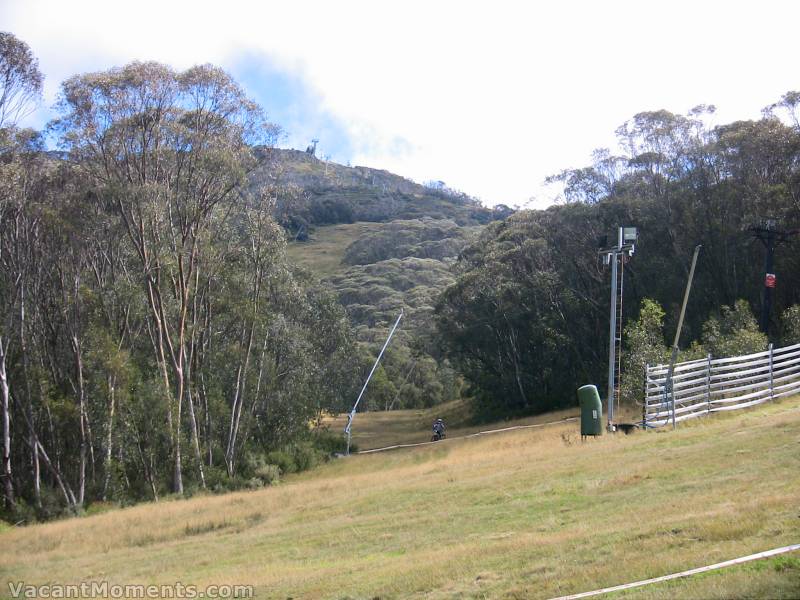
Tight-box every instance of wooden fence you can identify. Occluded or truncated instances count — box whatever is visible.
[644,342,800,427]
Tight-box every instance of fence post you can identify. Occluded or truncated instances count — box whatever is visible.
[643,363,649,427]
[706,353,712,415]
[768,343,774,401]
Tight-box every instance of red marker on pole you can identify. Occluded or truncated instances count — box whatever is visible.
[765,273,776,288]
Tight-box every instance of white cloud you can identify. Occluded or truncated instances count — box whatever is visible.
[3,0,800,206]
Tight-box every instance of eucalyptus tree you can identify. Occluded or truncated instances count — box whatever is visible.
[0,132,36,510]
[220,186,288,475]
[438,101,800,417]
[51,61,279,493]
[0,32,43,511]
[0,130,84,512]
[0,31,43,129]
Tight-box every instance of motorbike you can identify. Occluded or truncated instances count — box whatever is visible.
[431,430,446,442]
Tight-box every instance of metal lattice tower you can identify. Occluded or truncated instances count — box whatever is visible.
[600,227,637,431]
[614,256,625,416]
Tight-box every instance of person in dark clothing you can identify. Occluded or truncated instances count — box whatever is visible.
[432,418,446,440]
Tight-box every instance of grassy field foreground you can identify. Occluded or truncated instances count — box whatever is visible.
[2,398,799,599]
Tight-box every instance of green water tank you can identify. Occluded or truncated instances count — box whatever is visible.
[577,384,603,437]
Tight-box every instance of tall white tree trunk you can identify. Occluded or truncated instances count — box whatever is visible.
[71,334,87,507]
[19,286,41,507]
[0,337,14,509]
[184,377,205,488]
[102,374,116,500]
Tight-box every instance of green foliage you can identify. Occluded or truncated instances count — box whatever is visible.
[325,224,466,409]
[4,47,800,519]
[203,466,245,494]
[242,430,349,484]
[343,218,475,265]
[700,300,768,358]
[311,429,353,455]
[288,218,478,413]
[357,361,397,412]
[262,450,296,476]
[621,299,668,404]
[779,305,800,345]
[438,102,800,418]
[262,442,321,476]
[619,300,770,405]
[0,58,361,519]
[253,464,281,486]
[438,211,601,417]
[0,31,43,128]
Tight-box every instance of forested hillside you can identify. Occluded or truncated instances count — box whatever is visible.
[4,26,800,524]
[0,32,511,521]
[264,140,511,414]
[288,218,480,412]
[437,104,800,417]
[251,150,512,414]
[0,48,370,520]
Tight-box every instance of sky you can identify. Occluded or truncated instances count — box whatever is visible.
[2,0,800,208]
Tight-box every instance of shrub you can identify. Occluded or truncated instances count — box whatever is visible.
[254,464,281,486]
[291,442,320,472]
[2,499,37,526]
[621,299,668,404]
[313,429,352,455]
[701,300,767,358]
[203,465,249,494]
[780,305,800,345]
[264,449,296,475]
[247,478,265,490]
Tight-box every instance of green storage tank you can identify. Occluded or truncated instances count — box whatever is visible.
[578,384,603,438]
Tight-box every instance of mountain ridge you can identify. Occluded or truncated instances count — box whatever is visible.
[254,148,513,238]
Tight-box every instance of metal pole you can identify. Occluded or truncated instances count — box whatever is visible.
[666,245,702,430]
[705,353,712,415]
[616,253,625,420]
[768,343,774,401]
[643,363,649,428]
[607,251,618,431]
[345,310,403,454]
[760,233,775,334]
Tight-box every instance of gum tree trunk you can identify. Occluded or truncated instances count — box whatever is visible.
[0,336,14,509]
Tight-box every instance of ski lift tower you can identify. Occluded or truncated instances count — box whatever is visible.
[750,218,799,335]
[600,227,638,432]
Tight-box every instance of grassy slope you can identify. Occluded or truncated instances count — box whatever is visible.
[3,398,799,599]
[326,398,578,450]
[286,222,384,277]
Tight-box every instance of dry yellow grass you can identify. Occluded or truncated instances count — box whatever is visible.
[326,398,579,450]
[2,397,799,599]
